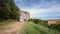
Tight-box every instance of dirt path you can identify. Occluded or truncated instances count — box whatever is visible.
[0,21,26,34]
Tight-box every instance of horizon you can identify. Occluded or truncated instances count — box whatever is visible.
[14,0,60,20]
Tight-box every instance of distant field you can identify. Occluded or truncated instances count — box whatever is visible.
[24,22,60,34]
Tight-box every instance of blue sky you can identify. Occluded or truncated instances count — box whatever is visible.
[14,0,60,20]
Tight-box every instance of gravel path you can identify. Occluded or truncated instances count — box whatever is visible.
[0,21,26,34]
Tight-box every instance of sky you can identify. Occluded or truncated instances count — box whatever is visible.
[14,0,60,20]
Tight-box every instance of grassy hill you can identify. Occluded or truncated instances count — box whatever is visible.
[24,22,60,34]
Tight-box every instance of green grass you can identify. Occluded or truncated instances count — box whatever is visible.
[24,22,60,34]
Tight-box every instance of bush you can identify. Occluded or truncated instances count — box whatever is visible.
[50,24,60,32]
[28,18,41,24]
[40,20,48,27]
[28,19,48,27]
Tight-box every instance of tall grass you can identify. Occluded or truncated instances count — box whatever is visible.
[24,22,60,34]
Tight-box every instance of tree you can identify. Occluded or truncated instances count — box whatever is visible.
[0,0,20,20]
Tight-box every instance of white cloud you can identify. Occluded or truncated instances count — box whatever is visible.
[15,0,60,19]
[20,6,60,18]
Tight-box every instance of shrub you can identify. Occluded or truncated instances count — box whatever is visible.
[28,18,41,24]
[40,20,48,27]
[28,19,48,27]
[50,24,60,32]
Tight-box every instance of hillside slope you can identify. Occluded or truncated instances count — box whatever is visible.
[24,22,60,34]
